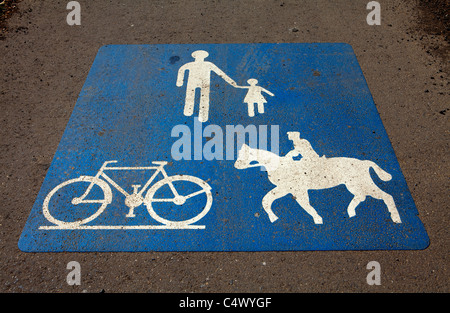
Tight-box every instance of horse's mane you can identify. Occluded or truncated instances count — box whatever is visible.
[250,146,280,159]
[244,145,283,171]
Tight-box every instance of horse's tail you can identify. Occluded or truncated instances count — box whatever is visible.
[367,161,392,181]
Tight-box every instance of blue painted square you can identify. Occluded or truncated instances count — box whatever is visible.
[19,43,429,251]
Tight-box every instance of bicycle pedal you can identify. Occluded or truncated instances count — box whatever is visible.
[126,205,137,218]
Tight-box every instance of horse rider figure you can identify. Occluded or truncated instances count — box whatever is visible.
[285,131,322,161]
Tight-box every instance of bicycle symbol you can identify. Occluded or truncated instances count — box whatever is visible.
[40,160,213,230]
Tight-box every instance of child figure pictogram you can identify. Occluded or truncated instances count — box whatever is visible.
[239,79,274,117]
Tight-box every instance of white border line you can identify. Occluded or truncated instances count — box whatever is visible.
[39,225,205,230]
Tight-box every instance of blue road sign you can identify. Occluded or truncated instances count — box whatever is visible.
[19,43,429,251]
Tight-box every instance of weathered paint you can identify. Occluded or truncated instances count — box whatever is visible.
[18,43,429,251]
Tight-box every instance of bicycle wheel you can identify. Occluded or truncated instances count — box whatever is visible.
[42,176,112,228]
[144,175,213,227]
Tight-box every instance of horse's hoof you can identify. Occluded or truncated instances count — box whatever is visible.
[269,215,279,223]
[392,216,402,223]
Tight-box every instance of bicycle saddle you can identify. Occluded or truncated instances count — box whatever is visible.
[152,161,168,166]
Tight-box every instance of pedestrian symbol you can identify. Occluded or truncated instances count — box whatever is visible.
[176,49,275,121]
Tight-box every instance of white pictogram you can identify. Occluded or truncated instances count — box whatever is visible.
[177,50,238,122]
[234,132,402,224]
[40,160,213,229]
[177,50,274,121]
[237,79,274,117]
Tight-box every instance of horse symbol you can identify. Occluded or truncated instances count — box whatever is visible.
[234,139,402,224]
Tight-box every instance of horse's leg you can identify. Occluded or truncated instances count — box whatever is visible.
[370,188,402,223]
[262,186,288,222]
[345,185,366,218]
[293,190,323,224]
[349,180,402,223]
[347,194,366,218]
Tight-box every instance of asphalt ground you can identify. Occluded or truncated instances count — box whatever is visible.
[0,0,448,293]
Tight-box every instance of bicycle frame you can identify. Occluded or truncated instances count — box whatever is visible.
[77,160,180,203]
[41,160,213,229]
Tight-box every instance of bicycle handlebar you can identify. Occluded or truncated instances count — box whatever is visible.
[102,160,118,166]
[100,160,168,172]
